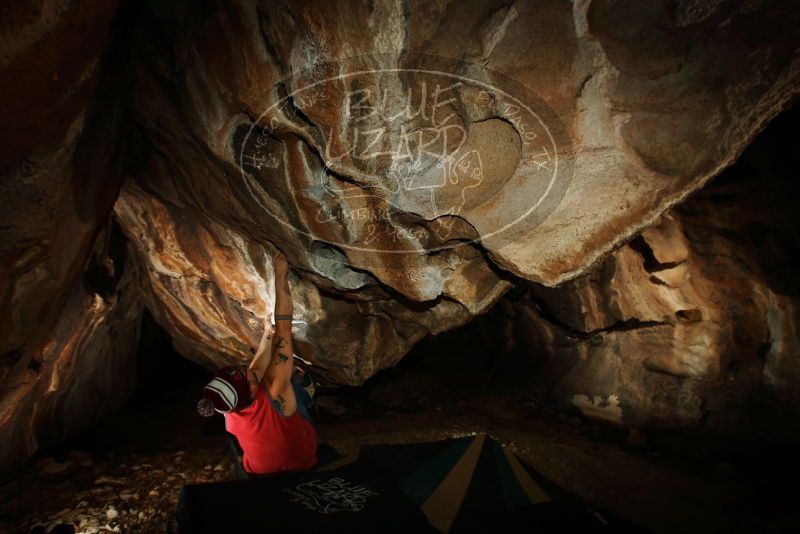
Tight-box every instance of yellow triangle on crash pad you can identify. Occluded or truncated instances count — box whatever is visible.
[420,433,486,533]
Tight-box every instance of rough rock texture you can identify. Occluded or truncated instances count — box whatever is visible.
[2,0,800,472]
[504,122,800,427]
[131,0,800,286]
[118,0,799,385]
[0,1,137,473]
[0,243,143,473]
[114,183,506,385]
[0,0,125,357]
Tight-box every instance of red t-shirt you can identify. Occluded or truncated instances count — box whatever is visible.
[225,385,317,475]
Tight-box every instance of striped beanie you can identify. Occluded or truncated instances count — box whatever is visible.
[197,366,251,416]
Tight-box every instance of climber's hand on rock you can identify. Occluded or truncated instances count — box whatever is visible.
[272,250,288,278]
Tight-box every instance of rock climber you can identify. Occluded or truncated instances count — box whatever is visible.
[196,249,317,475]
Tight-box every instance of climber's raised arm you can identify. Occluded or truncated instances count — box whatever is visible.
[265,250,297,416]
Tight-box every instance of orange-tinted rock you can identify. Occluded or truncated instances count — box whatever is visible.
[114,183,507,385]
[509,127,800,426]
[2,0,800,472]
[117,0,798,386]
[0,0,131,473]
[125,0,800,283]
[0,245,142,473]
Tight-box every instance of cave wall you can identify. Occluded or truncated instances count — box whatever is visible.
[114,183,495,385]
[0,0,140,473]
[518,212,800,427]
[0,0,125,357]
[117,0,799,386]
[502,117,800,427]
[1,0,799,473]
[0,244,143,473]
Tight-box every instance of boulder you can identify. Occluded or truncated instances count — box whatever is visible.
[1,0,799,471]
[117,0,799,385]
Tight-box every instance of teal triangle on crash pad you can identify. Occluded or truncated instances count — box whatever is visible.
[489,437,534,512]
[397,436,475,506]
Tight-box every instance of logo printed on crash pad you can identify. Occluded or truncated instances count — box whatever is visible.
[283,477,378,514]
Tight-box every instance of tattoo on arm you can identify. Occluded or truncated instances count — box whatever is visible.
[268,337,290,368]
[273,394,286,415]
[274,314,293,322]
[272,336,287,351]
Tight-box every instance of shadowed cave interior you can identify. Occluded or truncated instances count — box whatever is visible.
[1,1,800,533]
